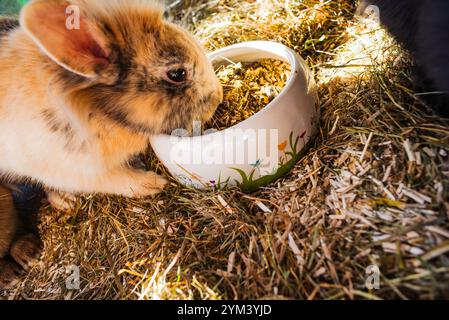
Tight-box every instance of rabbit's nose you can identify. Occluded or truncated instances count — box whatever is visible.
[213,80,223,104]
[211,91,223,111]
[202,92,222,123]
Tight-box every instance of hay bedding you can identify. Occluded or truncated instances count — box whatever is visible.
[3,0,449,300]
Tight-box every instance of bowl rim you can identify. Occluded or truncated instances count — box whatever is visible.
[151,40,302,142]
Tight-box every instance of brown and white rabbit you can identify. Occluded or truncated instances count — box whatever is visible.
[0,0,223,200]
[0,185,41,289]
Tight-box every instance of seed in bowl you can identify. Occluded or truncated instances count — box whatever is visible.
[204,59,291,131]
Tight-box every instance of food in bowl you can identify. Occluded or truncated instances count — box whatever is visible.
[205,59,291,131]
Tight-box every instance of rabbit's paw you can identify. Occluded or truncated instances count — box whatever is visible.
[128,172,168,198]
[9,234,42,272]
[0,258,23,290]
[47,191,77,211]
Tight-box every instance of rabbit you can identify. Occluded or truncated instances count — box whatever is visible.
[0,186,17,260]
[358,0,449,116]
[0,185,42,289]
[0,0,223,201]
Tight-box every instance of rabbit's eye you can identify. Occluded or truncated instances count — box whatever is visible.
[167,68,187,83]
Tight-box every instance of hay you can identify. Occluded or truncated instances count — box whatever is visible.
[3,0,449,300]
[206,59,291,130]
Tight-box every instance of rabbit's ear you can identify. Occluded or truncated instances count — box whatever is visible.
[20,0,110,79]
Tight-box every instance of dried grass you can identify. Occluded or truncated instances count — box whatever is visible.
[3,0,449,300]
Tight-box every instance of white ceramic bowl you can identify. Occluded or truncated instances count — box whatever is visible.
[150,41,319,192]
